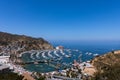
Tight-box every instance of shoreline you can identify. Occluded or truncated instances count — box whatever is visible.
[15,50,120,80]
[3,48,119,80]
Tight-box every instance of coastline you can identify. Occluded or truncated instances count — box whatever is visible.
[1,37,120,80]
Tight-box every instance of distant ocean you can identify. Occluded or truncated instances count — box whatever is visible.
[22,41,120,73]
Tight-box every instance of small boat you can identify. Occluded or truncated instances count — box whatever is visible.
[93,53,99,56]
[57,57,62,60]
[60,50,65,55]
[30,52,36,59]
[86,52,92,55]
[48,51,53,58]
[42,52,48,59]
[65,55,71,58]
[34,61,39,64]
[36,51,41,58]
[54,50,60,57]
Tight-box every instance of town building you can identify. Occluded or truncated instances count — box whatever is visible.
[0,53,10,64]
[56,46,64,50]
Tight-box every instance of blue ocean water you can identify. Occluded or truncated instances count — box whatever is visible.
[22,41,120,73]
[52,41,120,53]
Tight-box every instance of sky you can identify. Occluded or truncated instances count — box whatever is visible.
[0,0,120,41]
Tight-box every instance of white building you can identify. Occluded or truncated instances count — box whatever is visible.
[0,55,10,64]
[56,46,64,50]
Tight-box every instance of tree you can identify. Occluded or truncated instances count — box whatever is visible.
[0,72,24,80]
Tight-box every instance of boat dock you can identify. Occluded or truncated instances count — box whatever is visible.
[15,60,51,65]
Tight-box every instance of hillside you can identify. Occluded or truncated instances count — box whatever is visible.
[0,32,54,54]
[91,50,120,80]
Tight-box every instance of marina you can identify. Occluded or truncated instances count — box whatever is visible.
[21,48,100,73]
[0,39,119,80]
[0,43,119,80]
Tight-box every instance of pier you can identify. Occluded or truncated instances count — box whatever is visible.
[15,60,51,65]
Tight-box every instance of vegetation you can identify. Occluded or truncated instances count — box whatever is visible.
[0,31,53,52]
[37,77,46,80]
[91,51,120,80]
[0,72,24,80]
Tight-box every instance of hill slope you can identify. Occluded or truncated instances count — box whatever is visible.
[91,50,120,80]
[0,32,53,54]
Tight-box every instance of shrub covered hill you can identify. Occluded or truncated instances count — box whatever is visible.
[0,32,53,54]
[91,50,120,80]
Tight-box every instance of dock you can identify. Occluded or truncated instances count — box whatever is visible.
[15,60,51,65]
